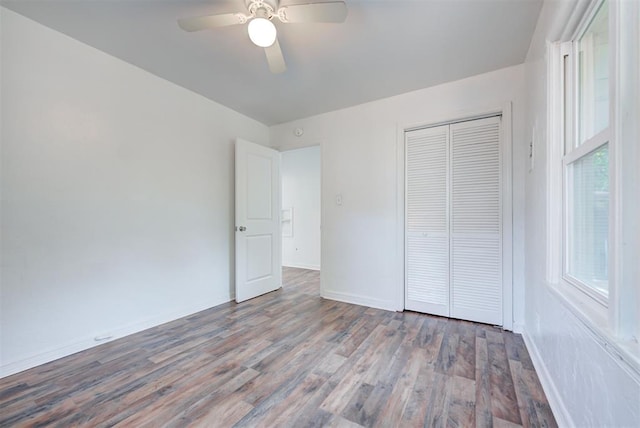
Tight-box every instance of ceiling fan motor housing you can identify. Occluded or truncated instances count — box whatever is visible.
[246,0,278,19]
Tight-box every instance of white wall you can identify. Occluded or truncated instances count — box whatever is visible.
[0,9,269,376]
[281,146,321,270]
[522,1,640,426]
[270,65,527,320]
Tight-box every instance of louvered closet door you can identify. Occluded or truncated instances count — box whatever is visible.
[405,125,449,317]
[450,116,502,325]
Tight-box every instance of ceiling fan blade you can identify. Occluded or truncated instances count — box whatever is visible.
[264,38,287,74]
[178,13,247,32]
[277,1,347,23]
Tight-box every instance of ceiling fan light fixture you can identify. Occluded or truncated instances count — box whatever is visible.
[248,17,277,47]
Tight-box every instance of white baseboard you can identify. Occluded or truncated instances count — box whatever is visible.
[512,322,525,334]
[321,289,396,312]
[522,329,574,428]
[0,295,232,379]
[282,263,320,271]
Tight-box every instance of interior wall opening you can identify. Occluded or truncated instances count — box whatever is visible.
[280,145,321,293]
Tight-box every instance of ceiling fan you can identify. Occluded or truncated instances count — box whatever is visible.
[178,0,348,74]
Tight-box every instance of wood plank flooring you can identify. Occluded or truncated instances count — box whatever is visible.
[0,268,556,427]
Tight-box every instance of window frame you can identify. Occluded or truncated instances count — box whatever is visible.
[548,0,640,367]
[560,0,612,307]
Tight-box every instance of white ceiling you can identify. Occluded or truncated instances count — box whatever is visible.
[2,0,542,125]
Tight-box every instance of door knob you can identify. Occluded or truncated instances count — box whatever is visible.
[238,226,246,232]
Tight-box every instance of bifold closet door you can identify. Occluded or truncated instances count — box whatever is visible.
[450,117,502,325]
[405,124,449,317]
[405,116,502,326]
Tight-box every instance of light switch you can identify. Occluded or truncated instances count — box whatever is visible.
[335,194,342,206]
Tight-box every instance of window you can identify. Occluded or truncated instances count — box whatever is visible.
[561,0,611,304]
[550,0,640,350]
[577,2,609,145]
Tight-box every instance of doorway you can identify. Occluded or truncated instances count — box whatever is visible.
[280,146,321,293]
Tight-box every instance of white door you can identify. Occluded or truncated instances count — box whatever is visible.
[450,117,502,325]
[405,124,450,317]
[235,139,282,303]
[405,116,503,326]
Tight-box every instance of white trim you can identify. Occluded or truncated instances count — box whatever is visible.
[571,0,605,41]
[321,289,397,312]
[548,281,640,382]
[562,129,610,165]
[522,330,575,428]
[397,121,405,313]
[609,0,622,338]
[0,298,224,378]
[612,0,640,340]
[403,112,501,132]
[395,122,405,312]
[396,102,514,330]
[512,322,524,334]
[559,0,592,42]
[501,104,514,331]
[319,141,327,299]
[282,263,320,271]
[561,274,608,307]
[546,41,564,285]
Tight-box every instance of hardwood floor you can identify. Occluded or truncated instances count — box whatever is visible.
[0,268,556,427]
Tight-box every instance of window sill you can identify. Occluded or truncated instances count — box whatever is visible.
[546,280,640,382]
